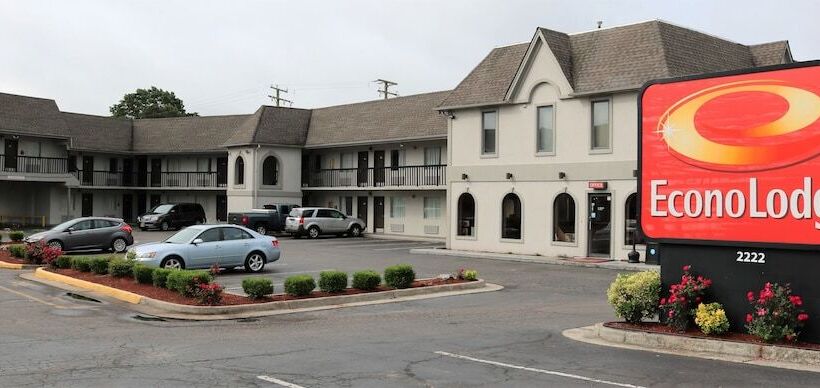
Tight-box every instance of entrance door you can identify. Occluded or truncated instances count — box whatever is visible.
[122,159,134,187]
[357,196,368,226]
[373,150,385,186]
[82,156,94,185]
[81,193,93,217]
[216,195,227,222]
[3,139,18,171]
[216,157,227,187]
[373,196,384,230]
[122,194,133,222]
[150,158,162,187]
[587,193,612,257]
[357,151,369,186]
[137,192,147,216]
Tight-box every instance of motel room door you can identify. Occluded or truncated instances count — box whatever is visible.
[587,193,612,257]
[373,196,384,232]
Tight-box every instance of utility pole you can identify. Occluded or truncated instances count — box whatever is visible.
[268,84,293,107]
[374,79,398,99]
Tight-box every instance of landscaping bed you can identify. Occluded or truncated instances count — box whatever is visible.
[0,250,28,265]
[604,321,820,351]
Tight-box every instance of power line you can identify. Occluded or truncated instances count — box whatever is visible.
[268,84,293,107]
[373,79,398,99]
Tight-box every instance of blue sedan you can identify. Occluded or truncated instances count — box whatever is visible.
[130,225,280,272]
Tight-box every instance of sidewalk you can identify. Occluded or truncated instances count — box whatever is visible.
[410,247,657,272]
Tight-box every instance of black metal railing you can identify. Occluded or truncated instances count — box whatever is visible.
[0,155,71,174]
[305,164,446,188]
[76,171,225,188]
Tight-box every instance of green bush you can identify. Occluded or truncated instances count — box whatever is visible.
[319,270,348,293]
[90,258,110,275]
[152,268,174,288]
[54,256,72,269]
[384,264,415,289]
[695,302,730,335]
[352,270,381,291]
[71,257,92,272]
[606,271,661,323]
[9,231,24,242]
[126,250,137,261]
[463,269,479,281]
[166,270,213,296]
[242,277,274,299]
[108,258,135,277]
[132,264,154,284]
[8,244,26,258]
[284,274,316,296]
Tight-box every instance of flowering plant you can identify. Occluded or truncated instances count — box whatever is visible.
[745,282,807,342]
[196,282,224,305]
[659,265,712,331]
[607,271,661,323]
[25,241,63,265]
[694,302,730,335]
[455,268,479,281]
[209,263,222,276]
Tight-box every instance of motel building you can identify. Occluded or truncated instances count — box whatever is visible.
[0,20,793,260]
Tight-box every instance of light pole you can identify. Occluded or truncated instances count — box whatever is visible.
[627,229,640,263]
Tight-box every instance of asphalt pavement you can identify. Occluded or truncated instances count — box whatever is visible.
[0,231,818,387]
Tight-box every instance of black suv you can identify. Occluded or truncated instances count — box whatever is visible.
[138,203,207,231]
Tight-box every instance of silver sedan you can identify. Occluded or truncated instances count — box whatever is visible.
[130,225,280,272]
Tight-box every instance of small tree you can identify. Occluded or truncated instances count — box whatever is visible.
[110,86,197,119]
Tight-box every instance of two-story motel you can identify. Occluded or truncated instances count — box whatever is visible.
[0,20,793,259]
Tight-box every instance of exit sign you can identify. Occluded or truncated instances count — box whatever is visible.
[589,181,608,190]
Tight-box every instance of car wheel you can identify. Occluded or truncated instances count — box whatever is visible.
[111,238,128,253]
[161,256,185,269]
[307,226,320,239]
[255,224,267,235]
[244,252,266,273]
[161,221,170,231]
[349,224,363,238]
[47,240,64,251]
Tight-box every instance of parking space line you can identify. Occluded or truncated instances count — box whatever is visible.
[434,351,645,388]
[372,244,444,251]
[257,375,306,387]
[0,284,74,309]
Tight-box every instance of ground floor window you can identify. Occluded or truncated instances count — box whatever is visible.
[390,196,405,218]
[423,196,441,219]
[457,193,475,236]
[553,193,576,243]
[501,193,521,239]
[624,193,645,245]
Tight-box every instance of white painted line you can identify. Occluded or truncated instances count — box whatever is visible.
[434,351,645,388]
[269,269,333,276]
[257,375,306,388]
[373,244,445,251]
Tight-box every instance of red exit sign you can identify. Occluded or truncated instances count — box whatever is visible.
[589,181,608,190]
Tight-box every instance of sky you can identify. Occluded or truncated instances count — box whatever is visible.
[1,0,818,116]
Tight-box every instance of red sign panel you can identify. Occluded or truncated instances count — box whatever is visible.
[640,63,820,246]
[589,181,608,190]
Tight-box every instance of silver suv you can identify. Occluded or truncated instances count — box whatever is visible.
[285,207,365,239]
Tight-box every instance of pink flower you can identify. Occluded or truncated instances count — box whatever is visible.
[747,291,755,302]
[757,308,767,317]
[668,310,675,318]
[789,295,803,306]
[659,298,666,305]
[746,313,753,323]
[798,313,809,322]
[682,265,691,272]
[695,297,702,304]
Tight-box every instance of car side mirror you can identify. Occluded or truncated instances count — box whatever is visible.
[66,227,75,233]
[192,238,203,245]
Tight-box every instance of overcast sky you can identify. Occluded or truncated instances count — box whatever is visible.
[1,0,817,116]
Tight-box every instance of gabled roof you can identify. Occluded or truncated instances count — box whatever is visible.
[0,92,70,138]
[61,112,132,152]
[439,20,794,109]
[223,106,312,147]
[306,91,450,147]
[132,114,251,153]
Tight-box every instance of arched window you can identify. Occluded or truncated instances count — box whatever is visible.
[234,156,245,185]
[457,193,475,236]
[501,193,521,239]
[625,193,646,245]
[553,193,576,242]
[262,156,279,186]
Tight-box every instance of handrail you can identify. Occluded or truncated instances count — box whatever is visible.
[76,170,226,188]
[1,155,71,174]
[305,164,446,188]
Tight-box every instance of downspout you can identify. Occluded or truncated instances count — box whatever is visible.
[253,144,260,208]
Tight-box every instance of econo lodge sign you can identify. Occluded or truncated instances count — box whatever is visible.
[640,63,820,247]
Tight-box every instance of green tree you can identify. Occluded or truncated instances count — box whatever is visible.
[110,86,197,119]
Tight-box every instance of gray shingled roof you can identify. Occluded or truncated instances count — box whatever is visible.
[61,112,132,152]
[0,93,70,138]
[223,106,311,147]
[306,91,450,147]
[439,20,793,109]
[132,114,251,153]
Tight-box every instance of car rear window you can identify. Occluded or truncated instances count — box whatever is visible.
[289,208,303,217]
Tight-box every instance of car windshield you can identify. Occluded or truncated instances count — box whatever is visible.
[52,219,80,231]
[164,228,201,244]
[151,204,174,214]
[288,209,303,217]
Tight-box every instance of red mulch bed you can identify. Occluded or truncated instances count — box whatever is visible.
[606,321,820,350]
[47,268,470,306]
[0,250,28,265]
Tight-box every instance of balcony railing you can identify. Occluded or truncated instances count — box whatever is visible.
[76,171,226,188]
[1,155,71,174]
[305,164,446,188]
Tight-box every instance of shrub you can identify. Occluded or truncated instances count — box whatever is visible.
[196,283,224,305]
[659,265,712,331]
[352,270,381,291]
[463,269,478,281]
[9,231,24,242]
[695,302,730,335]
[90,257,110,275]
[209,263,222,276]
[384,264,415,289]
[126,250,137,261]
[152,268,174,288]
[607,271,661,324]
[54,256,72,269]
[8,244,26,258]
[319,270,348,293]
[25,241,62,265]
[71,257,92,272]
[284,274,316,296]
[242,277,274,299]
[108,258,135,277]
[746,282,808,342]
[166,270,213,296]
[133,264,154,284]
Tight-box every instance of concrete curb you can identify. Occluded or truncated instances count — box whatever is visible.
[410,248,657,272]
[563,323,820,373]
[25,269,502,320]
[0,260,25,270]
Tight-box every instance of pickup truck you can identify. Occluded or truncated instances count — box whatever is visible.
[228,204,299,235]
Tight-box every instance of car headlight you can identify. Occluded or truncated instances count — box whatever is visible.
[137,251,157,259]
[26,236,43,242]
